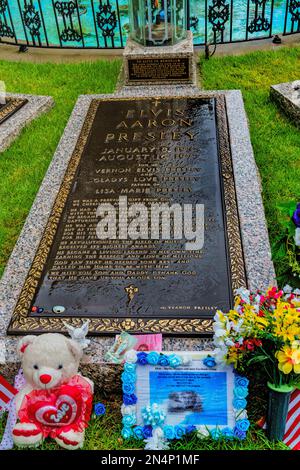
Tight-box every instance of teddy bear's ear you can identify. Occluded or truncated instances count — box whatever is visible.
[67,339,83,361]
[18,335,36,357]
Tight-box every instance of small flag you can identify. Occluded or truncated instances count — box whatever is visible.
[0,374,17,411]
[284,389,300,450]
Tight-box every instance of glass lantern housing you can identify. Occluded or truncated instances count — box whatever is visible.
[128,0,187,47]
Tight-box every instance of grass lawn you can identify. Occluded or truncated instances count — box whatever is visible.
[1,47,300,450]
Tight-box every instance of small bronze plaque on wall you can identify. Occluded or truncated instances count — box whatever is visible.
[128,57,190,82]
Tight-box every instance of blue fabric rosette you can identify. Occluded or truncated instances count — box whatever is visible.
[221,427,234,440]
[234,376,249,388]
[124,362,137,373]
[232,397,247,410]
[94,402,106,416]
[186,425,197,434]
[233,386,249,399]
[168,354,183,368]
[137,352,148,365]
[121,427,133,439]
[158,354,170,366]
[203,356,217,368]
[235,419,250,432]
[133,426,144,440]
[174,425,186,439]
[233,427,247,440]
[122,382,135,395]
[142,425,153,439]
[123,394,137,406]
[122,414,136,427]
[121,372,136,384]
[210,428,222,440]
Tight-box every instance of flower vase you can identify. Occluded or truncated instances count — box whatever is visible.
[266,382,294,441]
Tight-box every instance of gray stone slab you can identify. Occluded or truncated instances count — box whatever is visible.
[270,81,300,128]
[0,93,54,152]
[0,88,275,390]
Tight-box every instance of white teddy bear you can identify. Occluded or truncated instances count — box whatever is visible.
[13,333,94,450]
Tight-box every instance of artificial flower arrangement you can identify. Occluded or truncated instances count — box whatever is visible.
[213,286,300,440]
[120,349,250,449]
[274,201,300,284]
[213,286,300,387]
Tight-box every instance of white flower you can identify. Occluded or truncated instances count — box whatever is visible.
[295,228,300,247]
[214,347,228,363]
[121,404,136,416]
[235,409,248,420]
[232,318,244,333]
[294,288,300,295]
[124,349,137,363]
[144,427,170,450]
[197,426,210,439]
[283,284,293,294]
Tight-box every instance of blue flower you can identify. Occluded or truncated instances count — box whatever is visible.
[210,428,222,440]
[123,394,137,406]
[233,427,247,440]
[221,427,234,440]
[147,351,160,365]
[232,398,247,410]
[168,354,183,368]
[142,425,153,439]
[158,354,170,366]
[137,352,148,365]
[122,414,136,427]
[174,425,186,439]
[94,402,106,416]
[124,363,136,373]
[186,425,197,434]
[122,382,135,395]
[235,419,250,432]
[133,426,144,440]
[234,386,249,399]
[163,425,175,440]
[203,356,216,368]
[235,376,249,388]
[121,427,133,439]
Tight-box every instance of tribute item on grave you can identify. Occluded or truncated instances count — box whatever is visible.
[0,97,28,125]
[7,96,246,336]
[123,0,195,85]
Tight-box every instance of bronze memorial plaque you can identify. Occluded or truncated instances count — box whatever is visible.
[128,58,190,82]
[8,96,247,336]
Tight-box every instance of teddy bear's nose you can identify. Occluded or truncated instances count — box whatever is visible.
[39,374,52,384]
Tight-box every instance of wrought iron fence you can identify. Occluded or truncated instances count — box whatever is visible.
[0,0,299,50]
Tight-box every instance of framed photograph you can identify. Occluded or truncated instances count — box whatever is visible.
[121,351,250,441]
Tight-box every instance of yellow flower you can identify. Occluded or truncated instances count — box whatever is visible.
[276,347,300,374]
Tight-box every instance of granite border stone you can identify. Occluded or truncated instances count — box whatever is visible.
[0,88,275,390]
[0,93,54,152]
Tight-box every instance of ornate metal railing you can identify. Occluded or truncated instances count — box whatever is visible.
[0,0,299,49]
